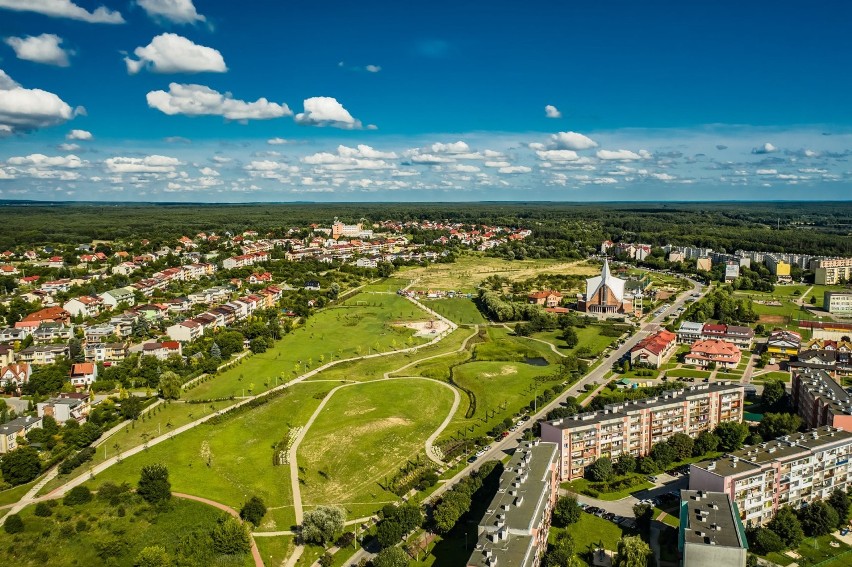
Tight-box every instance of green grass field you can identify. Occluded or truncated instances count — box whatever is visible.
[422,297,487,325]
[0,494,249,567]
[562,475,654,501]
[360,277,412,293]
[298,379,454,520]
[532,325,620,358]
[254,535,295,567]
[558,513,632,562]
[0,479,36,507]
[91,380,334,530]
[186,293,430,401]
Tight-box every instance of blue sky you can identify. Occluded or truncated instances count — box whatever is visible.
[0,0,850,202]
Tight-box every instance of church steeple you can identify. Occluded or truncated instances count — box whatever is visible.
[601,256,612,283]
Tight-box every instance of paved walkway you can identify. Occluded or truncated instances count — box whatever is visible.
[173,492,263,567]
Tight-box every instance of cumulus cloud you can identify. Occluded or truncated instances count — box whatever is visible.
[449,164,480,173]
[596,149,642,161]
[536,149,579,162]
[365,64,381,73]
[105,155,182,173]
[337,144,398,159]
[147,83,291,121]
[138,0,205,24]
[301,146,394,171]
[498,166,531,174]
[544,105,562,119]
[4,34,71,67]
[125,33,226,74]
[295,97,365,129]
[66,129,92,140]
[267,137,288,145]
[551,131,598,150]
[430,141,470,154]
[58,143,80,151]
[7,153,85,168]
[410,154,455,165]
[752,142,778,154]
[484,160,511,168]
[0,69,75,133]
[0,0,124,23]
[756,168,778,175]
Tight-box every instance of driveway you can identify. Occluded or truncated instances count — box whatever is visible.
[565,473,688,518]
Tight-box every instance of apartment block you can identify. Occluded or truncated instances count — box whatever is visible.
[676,322,754,349]
[765,255,792,283]
[690,427,852,526]
[812,258,852,285]
[540,382,744,481]
[791,368,852,430]
[679,490,748,567]
[467,440,559,567]
[824,292,852,314]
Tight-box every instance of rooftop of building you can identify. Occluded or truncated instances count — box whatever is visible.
[544,382,744,431]
[680,490,747,549]
[692,426,852,478]
[794,368,852,416]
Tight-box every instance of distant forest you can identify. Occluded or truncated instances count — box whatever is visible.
[1,201,851,256]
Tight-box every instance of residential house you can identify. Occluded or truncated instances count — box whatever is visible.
[0,416,43,454]
[677,321,706,344]
[766,330,801,360]
[99,286,136,308]
[166,319,204,342]
[247,272,273,285]
[685,339,742,369]
[527,290,563,308]
[141,341,182,360]
[0,327,30,343]
[64,296,104,318]
[0,345,14,365]
[630,329,677,368]
[304,280,321,291]
[22,306,71,325]
[0,363,30,389]
[70,363,98,387]
[18,344,70,365]
[37,394,89,423]
[84,323,117,342]
[31,323,73,343]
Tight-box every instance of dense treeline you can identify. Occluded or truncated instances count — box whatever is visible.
[1,201,850,255]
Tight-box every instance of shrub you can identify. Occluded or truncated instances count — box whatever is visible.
[34,502,53,517]
[64,485,93,506]
[239,496,267,527]
[211,517,251,555]
[138,464,171,504]
[3,514,23,534]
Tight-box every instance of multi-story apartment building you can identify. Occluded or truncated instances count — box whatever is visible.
[541,382,744,481]
[765,255,792,283]
[467,440,558,567]
[812,258,852,285]
[791,368,852,430]
[679,490,748,567]
[690,426,852,526]
[676,322,754,349]
[824,292,852,314]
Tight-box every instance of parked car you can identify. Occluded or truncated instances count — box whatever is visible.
[647,476,659,483]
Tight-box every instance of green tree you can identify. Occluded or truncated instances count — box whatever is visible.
[3,514,23,534]
[135,545,171,567]
[828,489,850,527]
[63,485,93,506]
[651,442,677,469]
[633,503,654,536]
[553,495,581,527]
[714,421,749,452]
[761,380,786,409]
[668,433,694,460]
[0,446,41,486]
[249,337,268,354]
[613,535,651,567]
[121,395,143,420]
[751,528,785,554]
[767,506,804,548]
[376,520,404,549]
[372,546,409,567]
[301,505,345,545]
[799,500,839,537]
[615,454,636,476]
[588,456,614,482]
[158,371,182,400]
[758,413,802,440]
[544,531,580,567]
[137,463,171,504]
[240,496,267,527]
[34,502,53,517]
[562,327,579,348]
[211,517,251,555]
[693,431,720,456]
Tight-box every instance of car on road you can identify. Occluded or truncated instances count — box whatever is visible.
[647,476,659,483]
[467,456,477,463]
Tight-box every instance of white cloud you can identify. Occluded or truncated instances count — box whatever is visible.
[650,172,676,181]
[596,149,642,161]
[58,143,80,151]
[752,142,778,154]
[66,129,92,140]
[484,160,511,168]
[138,0,204,24]
[267,137,288,145]
[7,153,85,168]
[449,164,480,173]
[301,148,392,171]
[544,104,562,119]
[498,166,531,174]
[105,155,182,173]
[0,167,14,179]
[147,83,291,121]
[593,177,618,184]
[430,141,470,154]
[198,166,218,176]
[409,154,454,165]
[294,97,365,129]
[552,131,598,150]
[4,34,71,67]
[528,142,546,151]
[536,149,579,162]
[0,70,75,133]
[337,144,398,159]
[0,0,124,23]
[365,64,381,73]
[125,33,226,74]
[756,168,778,175]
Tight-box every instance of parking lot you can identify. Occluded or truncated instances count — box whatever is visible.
[569,470,689,520]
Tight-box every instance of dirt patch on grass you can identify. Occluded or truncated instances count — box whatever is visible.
[344,406,376,416]
[482,365,518,378]
[398,319,451,337]
[759,315,788,324]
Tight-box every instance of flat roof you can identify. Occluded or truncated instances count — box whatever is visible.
[680,490,747,549]
[795,368,852,416]
[544,382,744,431]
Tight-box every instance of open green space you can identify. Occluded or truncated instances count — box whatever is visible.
[557,513,632,565]
[0,494,251,567]
[562,474,654,501]
[808,285,852,308]
[91,380,334,530]
[532,325,620,358]
[254,535,295,567]
[753,371,792,383]
[764,534,851,567]
[186,292,430,401]
[422,297,487,325]
[0,479,36,507]
[360,277,412,292]
[298,378,454,520]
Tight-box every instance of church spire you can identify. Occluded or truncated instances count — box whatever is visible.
[601,256,611,282]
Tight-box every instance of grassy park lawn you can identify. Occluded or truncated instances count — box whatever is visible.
[399,254,598,292]
[185,293,430,401]
[298,379,455,520]
[532,325,620,358]
[360,277,412,292]
[665,368,712,379]
[764,534,851,567]
[558,513,631,560]
[808,285,852,308]
[0,494,250,567]
[254,535,296,567]
[91,380,334,531]
[422,297,487,325]
[562,475,654,501]
[0,479,37,507]
[754,371,792,383]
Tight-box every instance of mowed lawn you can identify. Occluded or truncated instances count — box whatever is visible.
[91,380,334,530]
[422,297,487,325]
[533,325,620,358]
[185,293,430,401]
[298,379,454,519]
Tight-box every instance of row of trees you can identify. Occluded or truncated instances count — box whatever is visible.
[749,490,851,555]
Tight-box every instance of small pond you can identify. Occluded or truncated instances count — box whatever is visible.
[524,357,550,367]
